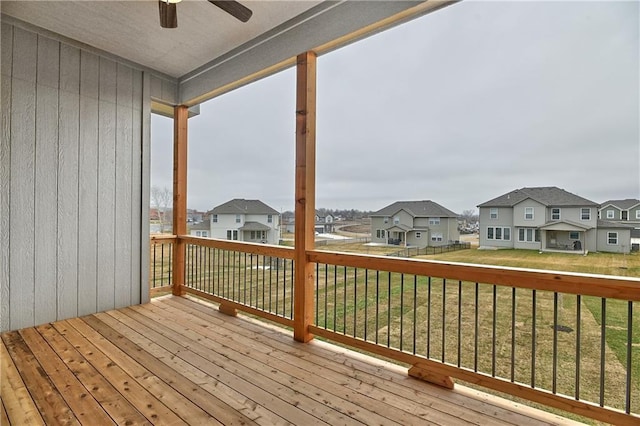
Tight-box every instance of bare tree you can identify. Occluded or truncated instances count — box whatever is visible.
[151,186,172,233]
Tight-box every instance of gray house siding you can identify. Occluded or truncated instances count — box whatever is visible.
[600,206,621,221]
[596,228,631,253]
[479,207,514,248]
[1,22,150,332]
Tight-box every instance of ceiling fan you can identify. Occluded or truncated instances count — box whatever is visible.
[159,0,252,29]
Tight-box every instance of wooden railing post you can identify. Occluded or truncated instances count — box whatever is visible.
[294,51,317,342]
[172,105,188,296]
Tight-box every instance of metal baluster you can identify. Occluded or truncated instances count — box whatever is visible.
[532,289,536,388]
[413,275,418,355]
[552,292,558,393]
[600,298,606,407]
[458,280,462,367]
[375,270,379,344]
[427,276,432,359]
[387,271,392,347]
[511,287,516,382]
[626,301,633,414]
[576,294,581,400]
[364,269,369,341]
[400,274,404,351]
[353,268,358,336]
[492,284,497,377]
[474,282,479,372]
[442,278,446,363]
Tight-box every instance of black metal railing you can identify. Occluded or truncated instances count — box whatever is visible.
[182,238,295,322]
[310,253,639,422]
[150,236,175,291]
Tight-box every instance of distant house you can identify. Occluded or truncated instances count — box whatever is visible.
[478,187,633,253]
[187,209,205,223]
[315,212,335,234]
[370,200,460,247]
[205,199,280,245]
[189,221,210,238]
[599,199,640,250]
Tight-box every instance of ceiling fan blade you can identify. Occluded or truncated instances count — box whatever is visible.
[209,1,253,23]
[159,1,178,28]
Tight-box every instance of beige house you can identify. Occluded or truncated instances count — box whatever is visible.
[370,200,459,247]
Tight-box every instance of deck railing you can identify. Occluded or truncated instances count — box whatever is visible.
[150,236,639,425]
[149,235,176,295]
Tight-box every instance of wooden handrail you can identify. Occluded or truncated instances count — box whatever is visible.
[308,250,640,301]
[179,235,294,259]
[150,234,177,243]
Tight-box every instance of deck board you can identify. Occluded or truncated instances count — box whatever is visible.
[0,295,584,426]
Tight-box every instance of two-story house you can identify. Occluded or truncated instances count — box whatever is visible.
[479,187,633,253]
[600,199,640,251]
[205,199,280,245]
[315,212,335,234]
[370,200,459,247]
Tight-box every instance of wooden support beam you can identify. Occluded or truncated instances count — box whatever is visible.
[293,51,317,343]
[172,105,188,296]
[408,362,454,389]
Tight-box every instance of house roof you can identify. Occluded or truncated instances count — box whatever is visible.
[538,220,592,231]
[1,1,451,106]
[600,199,640,210]
[189,221,210,231]
[208,199,278,215]
[478,187,598,208]
[239,221,271,231]
[371,200,459,218]
[597,220,637,230]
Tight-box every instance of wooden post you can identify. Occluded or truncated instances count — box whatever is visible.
[172,105,188,296]
[294,51,317,343]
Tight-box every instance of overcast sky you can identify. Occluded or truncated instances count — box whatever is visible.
[151,0,639,215]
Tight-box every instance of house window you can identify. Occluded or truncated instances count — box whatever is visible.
[196,231,202,237]
[524,207,534,220]
[428,218,440,225]
[622,211,628,220]
[605,210,614,219]
[607,232,618,245]
[226,230,238,240]
[581,208,591,220]
[518,228,539,242]
[490,208,498,219]
[415,232,422,239]
[267,215,273,223]
[636,210,640,219]
[393,216,400,225]
[569,231,580,240]
[376,229,386,239]
[431,233,443,242]
[551,208,560,220]
[383,217,389,223]
[488,227,510,241]
[212,214,218,223]
[235,214,241,223]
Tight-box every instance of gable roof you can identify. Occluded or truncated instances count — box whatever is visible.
[478,187,598,208]
[597,220,637,230]
[208,199,279,215]
[371,200,458,218]
[600,199,640,210]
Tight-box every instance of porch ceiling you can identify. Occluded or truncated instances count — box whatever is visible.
[1,0,453,105]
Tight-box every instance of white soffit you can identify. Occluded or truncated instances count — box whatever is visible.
[1,0,323,78]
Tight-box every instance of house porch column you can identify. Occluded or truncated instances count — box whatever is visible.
[172,105,188,296]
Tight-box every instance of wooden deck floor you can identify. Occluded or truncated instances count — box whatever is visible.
[1,295,584,425]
